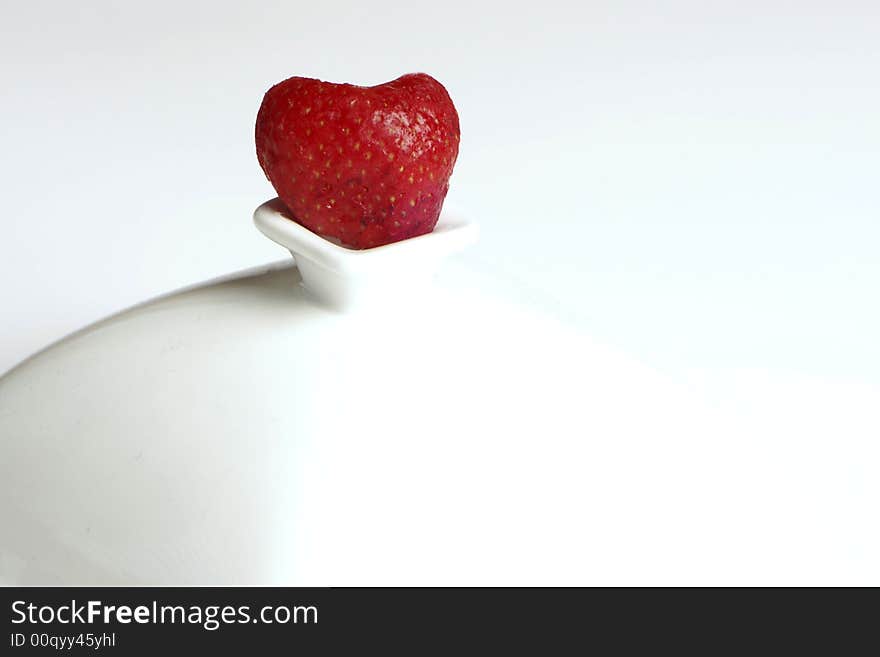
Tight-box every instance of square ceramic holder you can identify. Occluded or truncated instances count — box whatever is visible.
[253,198,478,309]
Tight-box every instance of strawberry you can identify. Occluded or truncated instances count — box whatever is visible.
[255,73,460,249]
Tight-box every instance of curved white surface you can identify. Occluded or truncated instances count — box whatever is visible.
[1,256,879,585]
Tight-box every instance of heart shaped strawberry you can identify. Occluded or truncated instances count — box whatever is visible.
[255,73,460,249]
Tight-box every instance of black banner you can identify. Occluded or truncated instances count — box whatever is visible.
[1,587,872,653]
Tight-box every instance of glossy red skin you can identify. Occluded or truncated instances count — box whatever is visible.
[256,73,460,249]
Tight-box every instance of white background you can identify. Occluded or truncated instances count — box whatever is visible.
[2,1,879,583]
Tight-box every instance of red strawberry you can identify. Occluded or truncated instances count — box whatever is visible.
[255,73,460,249]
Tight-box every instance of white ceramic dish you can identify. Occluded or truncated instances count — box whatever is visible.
[8,200,875,586]
[0,201,607,585]
[254,198,478,309]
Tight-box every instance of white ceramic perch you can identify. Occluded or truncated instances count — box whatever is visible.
[254,198,478,309]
